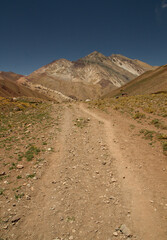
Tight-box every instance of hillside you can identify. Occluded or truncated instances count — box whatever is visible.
[0,71,23,82]
[19,52,154,100]
[104,64,167,98]
[0,72,51,100]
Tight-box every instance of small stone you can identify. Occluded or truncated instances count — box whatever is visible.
[111,178,116,183]
[120,224,132,237]
[69,236,74,240]
[48,148,52,151]
[109,196,115,200]
[25,194,31,200]
[11,216,21,224]
[17,164,24,169]
[0,172,6,176]
[113,231,118,237]
[52,181,57,184]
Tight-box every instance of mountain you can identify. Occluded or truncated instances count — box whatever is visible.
[19,51,154,100]
[0,71,51,100]
[0,71,23,82]
[103,64,167,98]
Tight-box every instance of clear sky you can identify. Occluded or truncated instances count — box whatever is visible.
[0,0,167,75]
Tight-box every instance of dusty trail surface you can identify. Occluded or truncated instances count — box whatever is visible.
[2,103,167,240]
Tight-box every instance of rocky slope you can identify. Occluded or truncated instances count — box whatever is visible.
[0,71,51,100]
[104,64,167,98]
[0,71,23,82]
[19,51,154,100]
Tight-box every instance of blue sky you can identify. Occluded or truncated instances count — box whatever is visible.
[0,0,167,75]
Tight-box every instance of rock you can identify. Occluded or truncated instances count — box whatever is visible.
[3,225,8,229]
[120,224,132,237]
[69,236,74,240]
[25,194,31,200]
[113,231,118,237]
[111,178,116,183]
[0,172,6,176]
[52,181,57,184]
[11,216,21,224]
[17,164,24,169]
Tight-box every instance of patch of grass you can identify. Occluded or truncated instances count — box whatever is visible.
[0,175,9,181]
[151,119,167,130]
[66,216,75,223]
[17,175,22,179]
[90,93,167,118]
[140,129,155,141]
[151,119,161,128]
[0,188,4,195]
[13,186,22,191]
[157,134,167,140]
[130,124,135,129]
[26,173,36,179]
[74,118,89,128]
[36,158,45,164]
[133,112,145,120]
[9,162,16,170]
[162,142,167,155]
[15,193,24,200]
[25,145,40,161]
[18,152,24,161]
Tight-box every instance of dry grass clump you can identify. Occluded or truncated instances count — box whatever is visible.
[91,93,167,118]
[89,93,167,155]
[0,97,62,201]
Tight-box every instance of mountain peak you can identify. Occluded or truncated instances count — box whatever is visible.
[84,51,106,60]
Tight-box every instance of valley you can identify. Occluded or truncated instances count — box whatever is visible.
[0,52,167,240]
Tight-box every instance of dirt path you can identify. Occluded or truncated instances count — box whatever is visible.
[3,103,167,240]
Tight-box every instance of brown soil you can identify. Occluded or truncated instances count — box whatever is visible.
[1,103,167,240]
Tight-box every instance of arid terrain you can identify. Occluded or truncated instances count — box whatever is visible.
[0,52,167,240]
[18,52,154,100]
[0,93,167,240]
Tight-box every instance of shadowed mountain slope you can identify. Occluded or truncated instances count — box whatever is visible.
[0,72,51,100]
